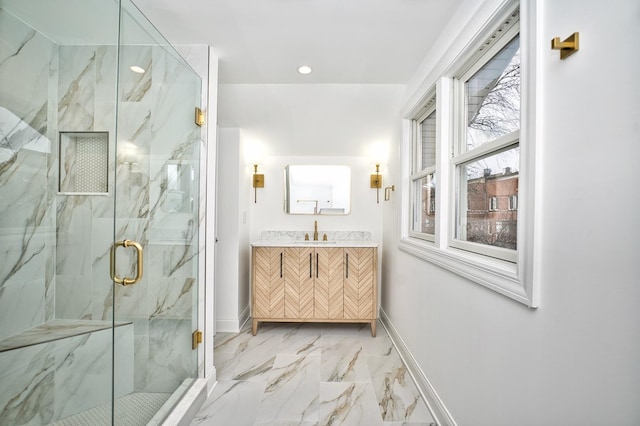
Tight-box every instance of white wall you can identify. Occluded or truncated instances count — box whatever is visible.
[382,0,640,425]
[215,128,251,332]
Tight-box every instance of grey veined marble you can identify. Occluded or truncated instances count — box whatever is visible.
[192,322,435,426]
[260,230,373,242]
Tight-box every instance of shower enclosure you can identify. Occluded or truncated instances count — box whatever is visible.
[0,0,204,424]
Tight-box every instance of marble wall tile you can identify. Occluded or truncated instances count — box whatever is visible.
[57,46,96,131]
[148,276,194,320]
[147,243,196,280]
[0,11,52,130]
[93,45,118,134]
[0,343,55,425]
[0,8,55,340]
[119,46,153,103]
[54,324,133,420]
[113,325,135,398]
[56,197,93,276]
[149,47,201,157]
[134,333,149,391]
[90,217,114,321]
[0,276,45,340]
[0,151,50,338]
[146,318,195,392]
[55,274,93,320]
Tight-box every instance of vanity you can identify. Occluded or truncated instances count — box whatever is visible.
[251,231,378,337]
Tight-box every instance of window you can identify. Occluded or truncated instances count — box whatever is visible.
[489,197,498,211]
[451,32,520,262]
[410,98,437,241]
[509,194,518,210]
[400,2,538,307]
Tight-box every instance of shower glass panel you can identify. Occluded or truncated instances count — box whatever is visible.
[113,1,201,423]
[0,0,202,424]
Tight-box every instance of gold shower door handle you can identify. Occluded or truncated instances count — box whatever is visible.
[110,240,144,285]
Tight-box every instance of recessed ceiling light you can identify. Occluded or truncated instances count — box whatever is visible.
[297,65,312,75]
[130,65,146,74]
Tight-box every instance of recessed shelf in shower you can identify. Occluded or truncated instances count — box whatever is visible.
[58,131,109,194]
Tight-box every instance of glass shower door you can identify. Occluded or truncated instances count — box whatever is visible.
[111,1,202,423]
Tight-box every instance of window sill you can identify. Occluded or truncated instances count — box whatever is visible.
[399,236,534,306]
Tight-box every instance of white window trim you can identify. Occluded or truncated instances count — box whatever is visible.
[399,0,540,307]
[409,100,437,243]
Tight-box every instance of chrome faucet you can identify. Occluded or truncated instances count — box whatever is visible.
[313,220,319,241]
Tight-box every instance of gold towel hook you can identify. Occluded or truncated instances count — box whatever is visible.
[551,32,579,60]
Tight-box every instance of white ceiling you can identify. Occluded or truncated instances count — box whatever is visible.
[132,0,464,84]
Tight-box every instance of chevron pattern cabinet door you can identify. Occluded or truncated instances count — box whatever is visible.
[284,247,314,319]
[344,247,376,320]
[253,247,285,318]
[315,247,343,319]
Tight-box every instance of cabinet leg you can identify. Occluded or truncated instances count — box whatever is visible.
[252,319,258,336]
[370,320,377,337]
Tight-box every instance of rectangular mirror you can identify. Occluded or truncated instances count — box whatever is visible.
[284,165,350,215]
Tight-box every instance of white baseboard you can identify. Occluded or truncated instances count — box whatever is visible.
[215,305,251,333]
[379,308,457,426]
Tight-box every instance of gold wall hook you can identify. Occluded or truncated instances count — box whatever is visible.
[551,32,579,59]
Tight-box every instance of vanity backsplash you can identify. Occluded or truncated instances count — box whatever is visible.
[260,230,372,241]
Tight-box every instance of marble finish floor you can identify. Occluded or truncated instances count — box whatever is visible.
[192,321,435,425]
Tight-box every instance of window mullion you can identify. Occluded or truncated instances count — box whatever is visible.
[452,131,520,167]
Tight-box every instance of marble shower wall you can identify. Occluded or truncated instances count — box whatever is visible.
[0,9,57,341]
[55,42,202,392]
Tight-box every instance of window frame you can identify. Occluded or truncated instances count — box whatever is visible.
[449,25,521,263]
[409,98,437,242]
[399,0,540,307]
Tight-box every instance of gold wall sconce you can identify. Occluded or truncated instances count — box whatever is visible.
[370,164,382,203]
[551,32,579,60]
[252,164,264,203]
[384,185,395,201]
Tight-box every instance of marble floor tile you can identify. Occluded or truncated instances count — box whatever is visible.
[255,354,320,424]
[193,322,435,426]
[319,382,383,426]
[368,355,433,424]
[320,336,370,382]
[191,380,265,426]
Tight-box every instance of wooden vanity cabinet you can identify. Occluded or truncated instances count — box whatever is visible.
[252,247,285,319]
[251,245,377,336]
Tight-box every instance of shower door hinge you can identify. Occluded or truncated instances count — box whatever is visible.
[195,107,205,126]
[192,330,203,350]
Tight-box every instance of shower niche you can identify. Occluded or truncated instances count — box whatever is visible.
[58,131,109,194]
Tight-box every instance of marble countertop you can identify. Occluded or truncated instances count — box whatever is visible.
[251,240,378,248]
[252,230,378,247]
